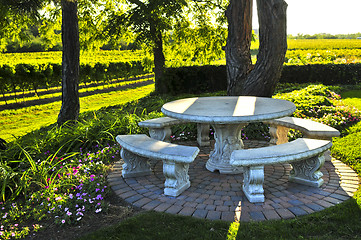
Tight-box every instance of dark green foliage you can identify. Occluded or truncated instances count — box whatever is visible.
[281,64,361,85]
[158,65,227,95]
[158,64,361,95]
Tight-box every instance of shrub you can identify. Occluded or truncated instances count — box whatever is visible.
[274,85,361,134]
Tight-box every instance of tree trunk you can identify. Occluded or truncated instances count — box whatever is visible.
[244,0,288,97]
[153,31,166,93]
[226,0,288,97]
[57,0,80,126]
[225,0,253,96]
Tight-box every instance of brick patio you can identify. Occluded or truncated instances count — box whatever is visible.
[107,140,360,222]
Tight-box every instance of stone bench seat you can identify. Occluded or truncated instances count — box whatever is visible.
[116,134,200,197]
[230,138,332,203]
[263,117,340,145]
[138,117,210,146]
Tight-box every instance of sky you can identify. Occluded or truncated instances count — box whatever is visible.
[252,0,361,35]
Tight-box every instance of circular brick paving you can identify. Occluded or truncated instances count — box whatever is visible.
[108,140,360,222]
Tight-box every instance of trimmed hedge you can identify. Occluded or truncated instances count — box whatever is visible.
[157,65,227,95]
[158,64,361,95]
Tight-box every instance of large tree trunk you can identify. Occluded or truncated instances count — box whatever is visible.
[225,0,253,96]
[57,0,80,126]
[226,0,288,97]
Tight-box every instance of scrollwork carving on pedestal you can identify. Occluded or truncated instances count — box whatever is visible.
[163,160,190,197]
[207,123,245,174]
[121,148,151,178]
[242,165,265,203]
[149,127,172,142]
[289,153,325,187]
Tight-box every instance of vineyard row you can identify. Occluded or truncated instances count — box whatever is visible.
[0,61,148,97]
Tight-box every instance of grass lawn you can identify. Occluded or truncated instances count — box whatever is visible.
[78,199,361,240]
[341,89,361,111]
[0,84,154,141]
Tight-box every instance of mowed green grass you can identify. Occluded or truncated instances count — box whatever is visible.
[0,84,155,141]
[341,89,361,110]
[0,78,150,106]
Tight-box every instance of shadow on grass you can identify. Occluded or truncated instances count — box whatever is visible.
[0,79,154,111]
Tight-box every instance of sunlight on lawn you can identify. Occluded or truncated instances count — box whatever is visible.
[0,84,154,141]
[341,89,361,111]
[227,221,240,239]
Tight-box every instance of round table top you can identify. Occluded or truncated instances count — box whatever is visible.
[161,96,296,124]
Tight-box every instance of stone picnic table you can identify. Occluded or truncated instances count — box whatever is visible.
[161,96,296,174]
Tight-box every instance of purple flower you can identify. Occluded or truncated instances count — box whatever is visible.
[90,174,95,182]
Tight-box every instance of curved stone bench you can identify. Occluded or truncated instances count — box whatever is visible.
[116,134,200,197]
[230,138,332,203]
[138,117,210,146]
[263,117,340,145]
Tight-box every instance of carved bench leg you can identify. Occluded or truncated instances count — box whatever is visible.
[149,127,172,142]
[242,165,265,203]
[289,153,325,187]
[197,123,210,147]
[120,148,152,178]
[163,160,191,197]
[269,125,289,145]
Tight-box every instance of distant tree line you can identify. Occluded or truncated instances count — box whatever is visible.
[288,33,361,40]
